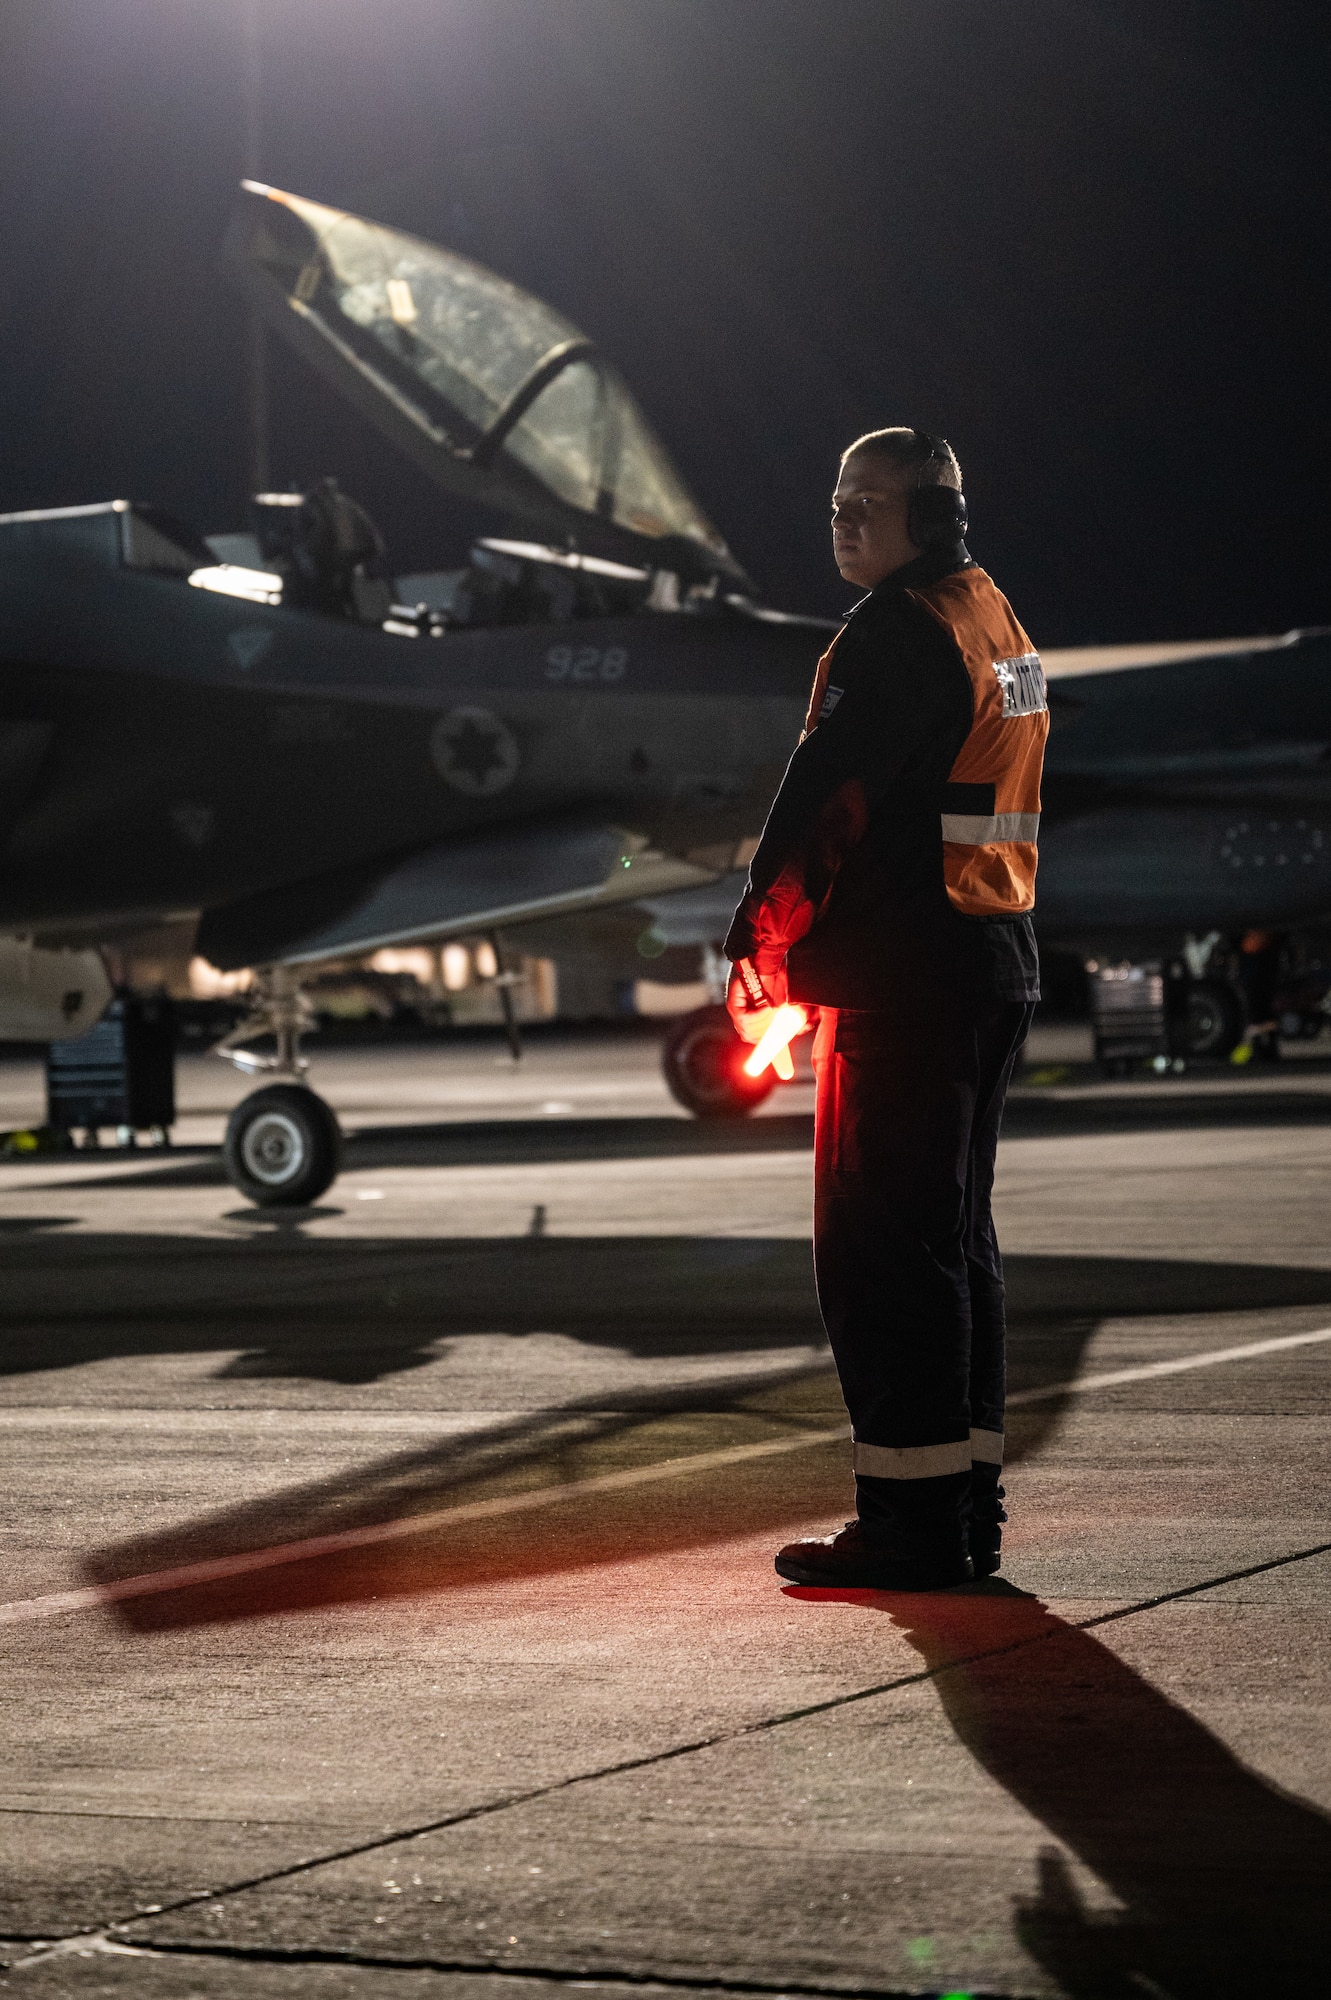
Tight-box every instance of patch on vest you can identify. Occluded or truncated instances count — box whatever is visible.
[992,652,1047,717]
[819,684,845,721]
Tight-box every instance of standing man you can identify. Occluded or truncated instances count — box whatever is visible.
[724,429,1047,1590]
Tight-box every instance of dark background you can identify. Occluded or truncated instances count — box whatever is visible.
[1,0,1326,640]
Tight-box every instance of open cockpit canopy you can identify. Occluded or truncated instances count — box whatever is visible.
[225,183,745,586]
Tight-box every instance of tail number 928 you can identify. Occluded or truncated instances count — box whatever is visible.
[545,644,628,683]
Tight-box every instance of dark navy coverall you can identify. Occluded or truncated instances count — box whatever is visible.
[724,543,1039,1560]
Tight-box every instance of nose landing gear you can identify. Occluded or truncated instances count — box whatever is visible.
[215,967,342,1205]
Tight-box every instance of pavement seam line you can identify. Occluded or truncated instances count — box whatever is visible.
[0,1932,994,1998]
[4,1322,1326,1629]
[77,1535,1328,1941]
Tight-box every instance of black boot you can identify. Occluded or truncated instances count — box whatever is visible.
[969,1463,1007,1576]
[775,1520,973,1591]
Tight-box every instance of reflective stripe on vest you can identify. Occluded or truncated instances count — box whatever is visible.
[906,568,1048,917]
[939,811,1042,844]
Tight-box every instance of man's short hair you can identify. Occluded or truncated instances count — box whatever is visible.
[841,427,962,491]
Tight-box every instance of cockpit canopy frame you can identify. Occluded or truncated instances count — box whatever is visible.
[223,183,748,588]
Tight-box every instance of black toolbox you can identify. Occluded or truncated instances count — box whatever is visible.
[46,996,175,1138]
[1089,960,1168,1073]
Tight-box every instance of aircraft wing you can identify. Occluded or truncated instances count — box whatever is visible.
[223,182,747,588]
[196,816,719,972]
[1041,631,1311,680]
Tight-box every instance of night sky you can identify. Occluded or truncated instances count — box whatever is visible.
[1,0,1326,642]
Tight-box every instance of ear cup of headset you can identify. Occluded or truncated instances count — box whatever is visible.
[907,482,968,548]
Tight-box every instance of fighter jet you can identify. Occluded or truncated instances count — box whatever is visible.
[2,181,1328,1202]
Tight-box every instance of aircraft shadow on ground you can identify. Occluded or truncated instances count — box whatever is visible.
[788,1581,1331,1998]
[39,1238,1329,1633]
[1002,1085,1331,1140]
[4,1231,1329,1385]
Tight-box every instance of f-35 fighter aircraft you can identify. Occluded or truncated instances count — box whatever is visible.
[2,182,1329,1202]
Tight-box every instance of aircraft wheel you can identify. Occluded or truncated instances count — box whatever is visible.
[224,1084,342,1206]
[662,1005,778,1119]
[1174,978,1245,1060]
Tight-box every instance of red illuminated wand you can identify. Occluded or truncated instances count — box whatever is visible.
[731,960,809,1080]
[742,1003,810,1079]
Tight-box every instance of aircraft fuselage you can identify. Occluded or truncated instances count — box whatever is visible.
[0,505,818,941]
[5,503,1331,963]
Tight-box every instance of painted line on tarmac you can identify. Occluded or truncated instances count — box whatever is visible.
[1,1323,1327,1630]
[1006,1321,1331,1404]
[0,1425,853,1627]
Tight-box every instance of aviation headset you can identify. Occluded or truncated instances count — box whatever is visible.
[907,429,969,549]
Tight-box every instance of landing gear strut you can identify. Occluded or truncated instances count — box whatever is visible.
[215,967,342,1205]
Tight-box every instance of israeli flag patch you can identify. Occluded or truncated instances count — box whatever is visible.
[992,652,1047,717]
[819,683,845,721]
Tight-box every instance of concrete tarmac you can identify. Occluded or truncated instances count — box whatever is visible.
[0,1029,1328,1998]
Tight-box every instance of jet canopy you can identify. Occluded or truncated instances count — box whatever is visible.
[225,183,745,585]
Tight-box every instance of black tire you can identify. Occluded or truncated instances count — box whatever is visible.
[1173,979,1245,1060]
[223,1084,342,1206]
[662,1005,779,1118]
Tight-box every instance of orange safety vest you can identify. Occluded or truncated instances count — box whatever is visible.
[801,643,840,739]
[802,567,1047,918]
[908,567,1047,917]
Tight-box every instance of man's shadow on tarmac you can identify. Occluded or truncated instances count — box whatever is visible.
[785,1578,1331,2000]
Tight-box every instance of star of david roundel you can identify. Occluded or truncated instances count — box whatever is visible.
[429,707,521,798]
